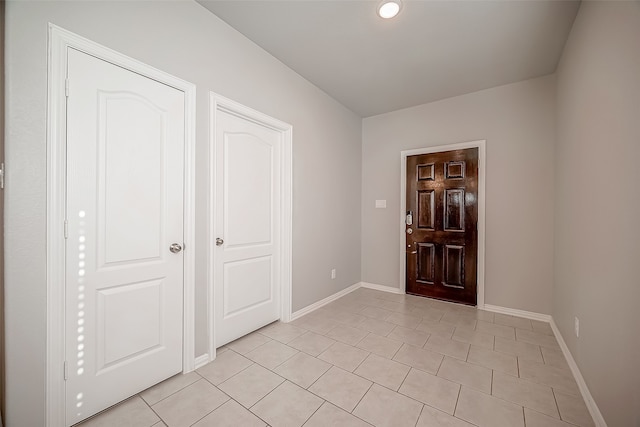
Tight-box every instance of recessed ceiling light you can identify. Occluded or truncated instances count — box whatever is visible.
[378,1,402,19]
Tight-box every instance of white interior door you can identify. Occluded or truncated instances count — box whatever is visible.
[214,108,282,347]
[65,48,185,425]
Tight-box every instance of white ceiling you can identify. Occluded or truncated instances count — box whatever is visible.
[197,0,580,117]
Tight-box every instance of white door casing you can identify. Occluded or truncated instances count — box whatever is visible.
[209,94,293,355]
[46,25,196,427]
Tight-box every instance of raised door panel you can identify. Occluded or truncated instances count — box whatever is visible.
[99,93,165,267]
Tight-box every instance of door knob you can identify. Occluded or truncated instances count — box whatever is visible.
[169,243,182,253]
[216,238,224,246]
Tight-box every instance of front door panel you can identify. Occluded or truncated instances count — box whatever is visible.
[406,149,478,305]
[65,48,185,425]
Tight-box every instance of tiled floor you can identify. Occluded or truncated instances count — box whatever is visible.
[77,288,595,427]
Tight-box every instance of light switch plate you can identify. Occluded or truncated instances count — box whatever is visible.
[375,200,387,208]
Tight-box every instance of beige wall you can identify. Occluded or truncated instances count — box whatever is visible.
[361,75,556,314]
[4,1,362,425]
[554,2,640,426]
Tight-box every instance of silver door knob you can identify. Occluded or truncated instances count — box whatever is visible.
[169,243,183,253]
[216,238,224,246]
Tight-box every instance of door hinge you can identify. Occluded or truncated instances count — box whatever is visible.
[63,361,68,381]
[65,79,70,97]
[64,220,69,239]
[0,163,4,189]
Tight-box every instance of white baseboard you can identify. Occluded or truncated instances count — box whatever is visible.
[483,304,552,323]
[194,353,211,369]
[550,318,607,427]
[360,282,404,294]
[289,282,361,321]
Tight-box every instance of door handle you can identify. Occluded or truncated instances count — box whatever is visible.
[216,238,224,246]
[169,243,182,253]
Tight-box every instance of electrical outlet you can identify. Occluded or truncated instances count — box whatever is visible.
[331,269,336,279]
[575,317,580,338]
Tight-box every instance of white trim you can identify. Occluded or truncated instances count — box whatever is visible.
[289,282,362,321]
[208,93,293,358]
[482,304,551,323]
[399,140,486,306]
[550,319,607,427]
[46,24,197,427]
[194,354,211,370]
[360,282,404,294]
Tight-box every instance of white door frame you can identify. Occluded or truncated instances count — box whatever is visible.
[46,25,196,427]
[208,93,293,360]
[399,140,486,307]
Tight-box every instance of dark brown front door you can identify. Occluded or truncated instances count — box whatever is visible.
[406,148,478,305]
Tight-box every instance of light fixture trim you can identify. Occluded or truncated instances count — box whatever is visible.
[378,0,402,19]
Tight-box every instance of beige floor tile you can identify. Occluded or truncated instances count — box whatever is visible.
[393,343,443,375]
[415,320,455,338]
[377,292,409,303]
[324,309,368,326]
[360,305,393,320]
[308,365,372,412]
[531,320,554,336]
[354,384,423,427]
[140,371,201,406]
[416,404,476,427]
[516,328,560,349]
[410,306,446,322]
[297,314,342,335]
[440,312,478,330]
[492,371,559,418]
[274,352,331,388]
[476,321,516,339]
[437,357,492,393]
[424,335,470,360]
[354,353,410,391]
[386,312,423,328]
[245,340,298,369]
[303,402,373,427]
[467,346,518,376]
[494,336,543,362]
[326,324,369,345]
[398,368,460,414]
[287,331,335,356]
[494,313,533,330]
[251,381,323,427]
[318,341,370,371]
[541,346,571,371]
[357,317,397,336]
[356,333,403,358]
[379,299,414,313]
[152,380,229,427]
[258,322,307,344]
[225,332,272,355]
[554,390,595,427]
[473,310,496,323]
[452,327,494,349]
[388,325,430,347]
[77,396,160,427]
[524,407,581,427]
[518,359,580,396]
[455,387,524,427]
[196,350,252,385]
[192,399,266,427]
[218,364,284,408]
